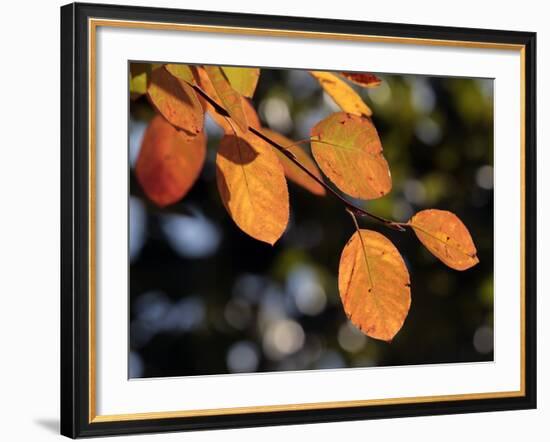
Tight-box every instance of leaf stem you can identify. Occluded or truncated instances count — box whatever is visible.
[346,207,362,232]
[345,208,376,289]
[192,82,408,232]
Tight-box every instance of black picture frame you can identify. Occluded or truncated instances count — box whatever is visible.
[61,2,537,438]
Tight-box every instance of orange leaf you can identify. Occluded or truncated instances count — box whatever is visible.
[147,67,203,135]
[194,67,258,134]
[340,72,382,88]
[193,67,231,131]
[221,66,260,98]
[339,229,411,341]
[242,98,261,129]
[409,209,479,271]
[136,115,206,207]
[261,128,326,196]
[216,132,289,245]
[204,66,248,132]
[310,71,372,117]
[310,112,391,199]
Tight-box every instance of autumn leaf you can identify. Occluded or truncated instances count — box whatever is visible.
[339,229,411,341]
[261,128,326,196]
[242,98,262,129]
[165,63,195,85]
[310,112,391,199]
[218,96,260,133]
[204,66,249,132]
[310,71,373,117]
[136,115,206,207]
[221,66,260,98]
[409,209,479,271]
[193,66,231,130]
[130,63,151,100]
[147,67,204,135]
[216,132,289,245]
[340,72,382,88]
[195,67,259,135]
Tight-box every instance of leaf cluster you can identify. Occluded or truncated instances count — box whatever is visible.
[130,63,479,341]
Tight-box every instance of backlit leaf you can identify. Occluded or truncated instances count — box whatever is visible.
[130,63,151,100]
[340,72,382,88]
[409,209,479,271]
[310,71,373,117]
[242,98,261,129]
[195,67,258,134]
[193,67,230,130]
[216,132,289,245]
[136,115,206,207]
[147,67,203,135]
[221,66,260,98]
[261,128,326,196]
[165,64,195,85]
[339,229,411,341]
[204,66,248,132]
[310,112,391,199]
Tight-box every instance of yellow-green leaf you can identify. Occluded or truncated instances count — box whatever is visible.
[310,112,391,199]
[310,71,372,117]
[136,115,206,207]
[165,63,195,85]
[409,209,479,271]
[147,67,203,135]
[221,67,260,98]
[216,132,289,245]
[204,66,248,132]
[340,72,382,88]
[261,128,326,196]
[339,229,411,341]
[130,63,151,100]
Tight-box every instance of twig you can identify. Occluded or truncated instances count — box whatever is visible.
[192,83,408,232]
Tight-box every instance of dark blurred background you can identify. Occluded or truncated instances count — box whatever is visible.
[128,66,494,378]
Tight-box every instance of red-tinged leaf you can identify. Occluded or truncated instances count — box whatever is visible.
[216,132,289,245]
[310,71,373,117]
[339,229,411,341]
[340,72,382,88]
[136,115,206,207]
[221,67,260,98]
[310,112,391,199]
[261,128,326,196]
[204,66,248,132]
[147,67,203,135]
[409,209,479,271]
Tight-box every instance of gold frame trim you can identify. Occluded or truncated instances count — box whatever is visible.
[88,18,527,424]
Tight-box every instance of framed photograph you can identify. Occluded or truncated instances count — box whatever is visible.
[60,2,536,438]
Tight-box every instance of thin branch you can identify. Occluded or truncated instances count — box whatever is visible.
[192,83,408,232]
[250,127,407,231]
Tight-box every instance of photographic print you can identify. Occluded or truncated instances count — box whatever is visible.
[128,63,494,378]
[61,4,535,437]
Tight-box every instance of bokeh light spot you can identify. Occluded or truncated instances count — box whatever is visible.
[161,210,221,258]
[338,321,367,353]
[473,325,494,354]
[227,341,260,373]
